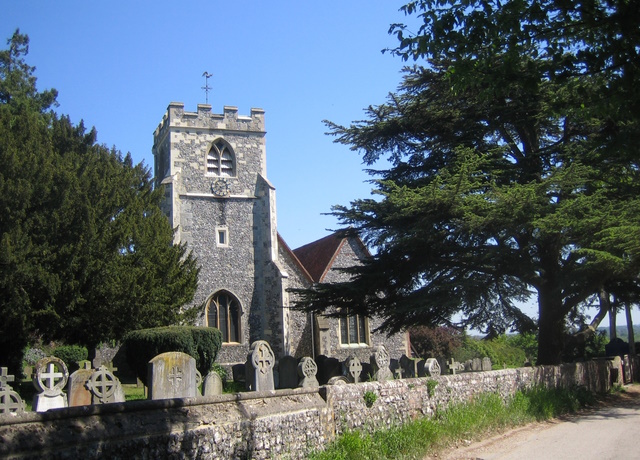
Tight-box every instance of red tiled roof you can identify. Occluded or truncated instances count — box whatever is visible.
[277,233,314,283]
[293,233,346,282]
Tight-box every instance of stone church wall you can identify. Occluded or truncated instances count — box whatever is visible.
[320,238,409,363]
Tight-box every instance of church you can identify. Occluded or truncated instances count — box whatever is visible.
[153,103,408,367]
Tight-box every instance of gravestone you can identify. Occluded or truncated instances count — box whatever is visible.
[425,358,441,377]
[327,376,350,385]
[345,356,363,383]
[33,357,69,412]
[371,345,393,381]
[472,358,482,372]
[195,369,203,395]
[247,340,275,391]
[400,355,418,378]
[0,367,25,415]
[86,365,125,404]
[482,357,492,371]
[68,362,94,407]
[202,370,223,396]
[148,352,197,400]
[416,359,427,377]
[278,355,299,389]
[298,357,319,388]
[316,355,341,385]
[448,358,465,375]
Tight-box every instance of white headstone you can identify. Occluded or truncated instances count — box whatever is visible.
[33,357,69,412]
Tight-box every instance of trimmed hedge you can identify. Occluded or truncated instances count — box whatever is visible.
[123,326,222,386]
[52,345,88,372]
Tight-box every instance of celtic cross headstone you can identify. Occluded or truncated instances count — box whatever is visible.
[86,365,125,404]
[248,340,275,391]
[33,357,69,412]
[425,358,441,377]
[371,345,393,381]
[297,357,319,388]
[346,356,362,383]
[0,367,25,416]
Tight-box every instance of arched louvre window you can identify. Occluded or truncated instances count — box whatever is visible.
[206,139,235,177]
[207,291,241,343]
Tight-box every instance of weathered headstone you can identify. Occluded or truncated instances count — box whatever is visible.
[33,357,69,412]
[202,370,223,396]
[278,355,299,389]
[482,357,492,372]
[298,357,319,388]
[346,356,363,383]
[416,359,427,377]
[425,358,441,377]
[248,340,275,391]
[195,369,203,395]
[86,365,125,404]
[326,376,350,385]
[316,355,341,385]
[68,362,94,407]
[400,355,418,378]
[0,367,25,415]
[472,358,482,372]
[447,358,461,375]
[371,345,393,381]
[148,352,197,400]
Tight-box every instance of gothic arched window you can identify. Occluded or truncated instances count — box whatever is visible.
[206,139,235,177]
[207,291,241,343]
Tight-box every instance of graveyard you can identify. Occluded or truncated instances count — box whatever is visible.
[0,340,636,459]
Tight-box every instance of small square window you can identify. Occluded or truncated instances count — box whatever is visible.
[216,227,229,247]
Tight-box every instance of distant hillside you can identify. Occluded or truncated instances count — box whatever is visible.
[597,325,640,342]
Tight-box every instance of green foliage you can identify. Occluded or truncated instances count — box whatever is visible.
[0,32,200,376]
[211,363,228,382]
[426,379,437,398]
[363,390,378,408]
[309,386,596,459]
[410,326,462,363]
[122,326,222,386]
[295,0,640,365]
[455,334,529,368]
[52,344,88,371]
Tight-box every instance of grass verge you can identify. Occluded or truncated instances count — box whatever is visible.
[309,386,597,460]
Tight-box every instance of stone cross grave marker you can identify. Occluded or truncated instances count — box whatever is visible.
[482,357,492,371]
[148,352,197,400]
[425,358,441,377]
[448,358,462,375]
[278,355,298,389]
[86,365,125,404]
[33,357,69,412]
[346,356,362,383]
[202,370,223,396]
[298,357,319,388]
[248,340,275,391]
[0,367,25,416]
[371,345,393,381]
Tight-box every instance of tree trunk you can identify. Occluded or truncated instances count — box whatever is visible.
[537,289,565,365]
[626,303,635,356]
[600,288,616,340]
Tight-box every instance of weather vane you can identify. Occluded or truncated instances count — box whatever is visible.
[202,72,213,104]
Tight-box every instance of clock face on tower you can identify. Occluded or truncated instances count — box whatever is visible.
[211,179,230,197]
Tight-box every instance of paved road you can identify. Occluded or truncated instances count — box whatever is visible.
[440,388,640,460]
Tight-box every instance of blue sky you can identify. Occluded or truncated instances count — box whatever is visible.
[3,1,412,250]
[4,2,635,329]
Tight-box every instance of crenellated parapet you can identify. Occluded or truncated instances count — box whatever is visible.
[154,102,265,143]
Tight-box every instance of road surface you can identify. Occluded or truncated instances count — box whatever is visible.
[434,385,640,460]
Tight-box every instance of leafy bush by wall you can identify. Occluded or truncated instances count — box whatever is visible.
[52,345,88,372]
[123,326,222,385]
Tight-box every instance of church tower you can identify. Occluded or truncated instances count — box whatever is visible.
[152,103,289,364]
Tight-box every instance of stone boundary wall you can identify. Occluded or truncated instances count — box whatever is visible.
[0,360,619,459]
[324,360,614,434]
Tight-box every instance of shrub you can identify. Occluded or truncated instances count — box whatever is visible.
[363,390,378,408]
[52,345,88,371]
[122,326,222,385]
